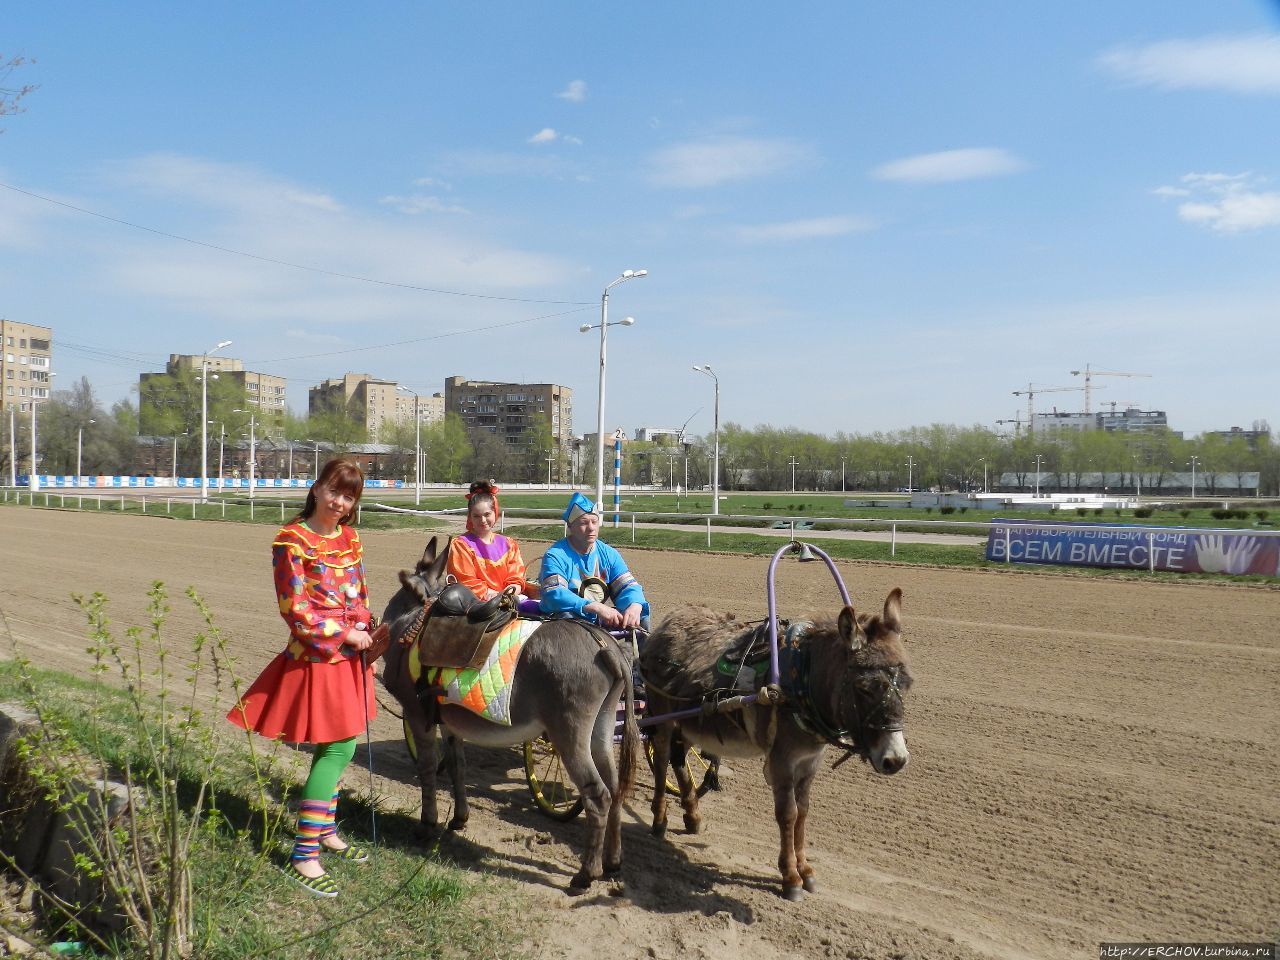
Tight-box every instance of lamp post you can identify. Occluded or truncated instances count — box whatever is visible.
[1133,455,1141,498]
[788,455,799,492]
[1034,454,1044,497]
[841,455,847,493]
[235,409,257,500]
[545,454,555,490]
[583,268,647,510]
[76,419,96,486]
[213,422,226,491]
[976,457,987,493]
[691,364,720,515]
[28,373,56,492]
[172,434,179,480]
[200,340,232,504]
[905,455,915,495]
[8,407,17,488]
[1189,456,1200,498]
[305,439,321,481]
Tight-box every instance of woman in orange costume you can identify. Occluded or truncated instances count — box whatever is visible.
[228,457,375,899]
[447,480,539,601]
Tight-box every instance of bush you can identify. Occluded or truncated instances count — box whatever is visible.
[925,506,933,513]
[762,502,772,510]
[939,505,956,515]
[1075,508,1088,517]
[1180,509,1191,519]
[1210,508,1232,520]
[1233,509,1250,520]
[959,506,968,514]
[1256,510,1270,522]
[1094,509,1104,516]
[1113,509,1123,517]
[1134,507,1154,518]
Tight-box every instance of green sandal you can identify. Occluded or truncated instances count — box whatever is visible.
[322,841,369,863]
[283,864,338,898]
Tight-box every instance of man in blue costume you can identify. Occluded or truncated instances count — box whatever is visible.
[540,492,649,630]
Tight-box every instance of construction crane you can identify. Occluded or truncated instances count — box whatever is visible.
[1011,384,1089,434]
[1070,365,1152,414]
[995,415,1023,438]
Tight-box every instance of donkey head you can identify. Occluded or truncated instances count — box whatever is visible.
[834,588,912,775]
[382,535,453,627]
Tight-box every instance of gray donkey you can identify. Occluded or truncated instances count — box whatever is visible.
[380,535,640,891]
[640,588,911,900]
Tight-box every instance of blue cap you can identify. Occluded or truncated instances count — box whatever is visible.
[562,491,598,523]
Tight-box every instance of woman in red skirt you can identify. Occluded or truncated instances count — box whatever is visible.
[228,457,375,898]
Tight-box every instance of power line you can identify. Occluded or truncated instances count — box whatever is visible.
[0,180,595,306]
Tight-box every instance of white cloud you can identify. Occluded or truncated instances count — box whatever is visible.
[1098,33,1280,95]
[434,149,576,179]
[870,148,1027,183]
[737,215,875,243]
[646,136,816,189]
[379,194,469,215]
[563,135,583,146]
[556,80,587,103]
[1155,172,1280,233]
[528,127,558,145]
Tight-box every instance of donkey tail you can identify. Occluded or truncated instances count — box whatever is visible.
[612,640,640,804]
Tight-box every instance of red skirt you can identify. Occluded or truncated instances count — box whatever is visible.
[227,651,376,745]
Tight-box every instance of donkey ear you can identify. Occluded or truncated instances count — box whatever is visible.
[882,588,903,634]
[419,535,440,568]
[399,569,429,603]
[422,535,451,582]
[838,605,864,651]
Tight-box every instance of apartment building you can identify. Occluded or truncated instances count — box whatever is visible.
[309,373,443,439]
[139,353,287,429]
[1,319,53,415]
[444,376,573,450]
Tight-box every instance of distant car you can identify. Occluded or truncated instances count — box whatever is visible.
[896,487,917,493]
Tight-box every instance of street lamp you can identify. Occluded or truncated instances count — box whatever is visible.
[200,340,232,504]
[210,421,227,491]
[76,419,96,486]
[905,455,915,495]
[582,268,647,510]
[235,408,257,500]
[691,364,720,515]
[7,407,17,488]
[840,455,848,493]
[977,457,988,493]
[1133,455,1141,498]
[1188,456,1200,498]
[27,372,55,492]
[304,438,322,481]
[788,455,799,492]
[546,454,555,490]
[1034,454,1044,497]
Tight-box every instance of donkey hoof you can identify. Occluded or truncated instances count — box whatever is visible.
[651,822,667,839]
[603,860,622,877]
[782,883,804,902]
[568,871,594,893]
[802,875,819,894]
[447,816,468,832]
[683,815,702,835]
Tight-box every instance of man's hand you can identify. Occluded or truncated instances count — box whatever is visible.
[585,601,624,629]
[619,603,644,630]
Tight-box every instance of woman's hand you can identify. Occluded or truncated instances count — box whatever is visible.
[344,628,374,652]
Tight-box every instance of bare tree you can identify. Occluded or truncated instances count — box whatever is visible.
[1,54,37,129]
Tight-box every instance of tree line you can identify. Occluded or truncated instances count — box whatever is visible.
[6,376,1276,495]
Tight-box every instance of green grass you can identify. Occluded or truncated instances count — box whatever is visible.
[0,660,531,960]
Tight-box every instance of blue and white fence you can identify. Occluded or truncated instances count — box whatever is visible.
[15,476,407,489]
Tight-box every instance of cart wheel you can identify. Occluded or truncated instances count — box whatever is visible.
[523,737,584,821]
[646,739,721,798]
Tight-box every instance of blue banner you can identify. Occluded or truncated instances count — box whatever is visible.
[986,520,1278,575]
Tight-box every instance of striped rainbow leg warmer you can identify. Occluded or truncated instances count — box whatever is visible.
[292,798,335,863]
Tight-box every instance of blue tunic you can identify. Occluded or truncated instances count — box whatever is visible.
[538,537,649,622]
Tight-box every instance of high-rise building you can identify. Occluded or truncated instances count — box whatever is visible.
[139,354,287,429]
[1,319,53,415]
[444,376,573,451]
[309,373,442,439]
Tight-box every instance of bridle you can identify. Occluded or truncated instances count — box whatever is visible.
[780,621,906,757]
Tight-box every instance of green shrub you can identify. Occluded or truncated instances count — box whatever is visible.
[1075,508,1087,517]
[1180,509,1191,519]
[1256,510,1270,522]
[762,502,772,510]
[925,506,933,513]
[1134,507,1154,518]
[1233,509,1250,520]
[1094,509,1104,516]
[959,506,968,514]
[939,505,956,515]
[1210,508,1232,520]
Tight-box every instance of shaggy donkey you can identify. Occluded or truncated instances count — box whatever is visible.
[641,588,911,900]
[380,536,640,891]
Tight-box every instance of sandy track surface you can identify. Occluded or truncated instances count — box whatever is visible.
[3,508,1277,959]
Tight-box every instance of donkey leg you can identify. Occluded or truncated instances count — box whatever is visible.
[443,732,469,831]
[793,757,822,893]
[594,721,623,875]
[559,736,612,891]
[767,753,804,900]
[413,719,444,842]
[648,723,673,838]
[670,734,703,835]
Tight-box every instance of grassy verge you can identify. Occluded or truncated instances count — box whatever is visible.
[0,658,529,960]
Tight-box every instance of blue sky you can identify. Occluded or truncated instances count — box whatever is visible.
[3,1,1279,439]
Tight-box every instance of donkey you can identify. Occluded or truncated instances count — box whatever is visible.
[380,536,640,891]
[640,588,911,900]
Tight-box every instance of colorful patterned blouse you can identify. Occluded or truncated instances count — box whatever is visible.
[447,532,534,601]
[273,521,372,663]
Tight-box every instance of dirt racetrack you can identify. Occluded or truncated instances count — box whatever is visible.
[3,507,1278,959]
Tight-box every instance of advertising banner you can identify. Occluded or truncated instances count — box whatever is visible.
[986,520,1279,576]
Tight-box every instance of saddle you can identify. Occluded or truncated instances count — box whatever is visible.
[419,584,519,670]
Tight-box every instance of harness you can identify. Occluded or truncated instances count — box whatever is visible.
[778,620,907,756]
